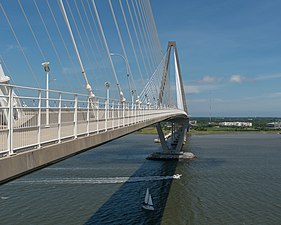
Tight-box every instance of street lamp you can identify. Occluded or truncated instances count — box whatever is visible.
[42,61,50,127]
[105,81,110,104]
[110,53,133,107]
[110,53,129,75]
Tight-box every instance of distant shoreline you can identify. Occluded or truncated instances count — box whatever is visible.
[135,127,281,135]
[189,130,280,135]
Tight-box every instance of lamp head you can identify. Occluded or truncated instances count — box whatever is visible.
[42,61,50,72]
[105,81,110,89]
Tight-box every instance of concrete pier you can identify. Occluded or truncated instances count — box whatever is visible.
[147,151,196,160]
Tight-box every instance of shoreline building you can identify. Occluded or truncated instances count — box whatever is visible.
[266,121,281,130]
[219,121,252,127]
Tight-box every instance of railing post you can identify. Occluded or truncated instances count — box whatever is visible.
[134,105,137,124]
[74,94,78,138]
[86,97,90,135]
[137,104,139,121]
[139,102,141,123]
[7,86,14,155]
[143,106,145,122]
[117,102,120,128]
[139,104,141,123]
[96,99,99,133]
[129,103,131,124]
[105,99,107,131]
[140,105,142,122]
[144,106,146,121]
[122,102,125,127]
[37,90,41,148]
[132,103,134,124]
[111,101,112,130]
[129,103,131,125]
[108,101,110,129]
[58,93,62,142]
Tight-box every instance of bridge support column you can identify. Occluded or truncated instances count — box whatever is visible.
[175,120,189,152]
[147,118,194,160]
[156,123,169,153]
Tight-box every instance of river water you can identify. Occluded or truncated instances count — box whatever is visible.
[0,133,280,225]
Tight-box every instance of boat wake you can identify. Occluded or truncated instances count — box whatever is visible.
[1,196,9,200]
[13,175,181,185]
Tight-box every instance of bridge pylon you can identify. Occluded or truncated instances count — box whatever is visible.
[147,42,194,160]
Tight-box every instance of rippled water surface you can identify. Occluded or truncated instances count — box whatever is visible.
[0,133,281,225]
[163,133,281,225]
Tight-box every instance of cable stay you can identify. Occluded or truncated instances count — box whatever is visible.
[0,0,184,113]
[108,0,138,104]
[134,0,157,71]
[139,52,167,106]
[79,0,111,86]
[59,0,95,100]
[91,0,125,105]
[0,3,40,88]
[46,0,84,91]
[119,0,145,95]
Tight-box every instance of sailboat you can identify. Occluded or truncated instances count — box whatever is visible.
[142,188,154,211]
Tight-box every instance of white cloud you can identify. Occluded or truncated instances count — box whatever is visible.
[255,74,281,81]
[230,74,243,83]
[185,81,224,95]
[189,98,208,103]
[201,75,215,83]
[266,92,281,98]
[186,85,200,94]
[5,45,21,53]
[213,98,223,102]
[236,92,281,101]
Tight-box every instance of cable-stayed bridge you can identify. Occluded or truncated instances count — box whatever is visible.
[0,0,190,183]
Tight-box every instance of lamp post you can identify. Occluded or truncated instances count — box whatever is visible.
[105,81,110,105]
[110,53,129,76]
[42,61,50,127]
[104,81,110,131]
[110,53,132,108]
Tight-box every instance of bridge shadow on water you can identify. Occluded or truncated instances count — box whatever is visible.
[84,159,178,225]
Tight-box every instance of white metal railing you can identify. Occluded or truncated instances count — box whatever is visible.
[0,84,184,157]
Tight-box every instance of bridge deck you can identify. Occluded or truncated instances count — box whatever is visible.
[0,109,187,184]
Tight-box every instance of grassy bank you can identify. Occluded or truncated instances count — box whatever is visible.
[135,126,280,135]
[135,126,172,135]
[189,129,280,135]
[190,117,281,135]
[135,126,158,134]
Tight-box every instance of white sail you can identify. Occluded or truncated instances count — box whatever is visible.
[144,188,149,204]
[142,188,155,211]
[148,194,153,206]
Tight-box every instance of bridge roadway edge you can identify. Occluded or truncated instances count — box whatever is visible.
[0,114,187,184]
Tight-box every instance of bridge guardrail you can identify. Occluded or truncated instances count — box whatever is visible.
[0,84,183,157]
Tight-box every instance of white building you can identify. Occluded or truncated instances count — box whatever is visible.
[219,122,252,127]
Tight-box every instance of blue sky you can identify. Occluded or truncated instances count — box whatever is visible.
[152,0,281,117]
[1,0,281,117]
[0,0,164,100]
